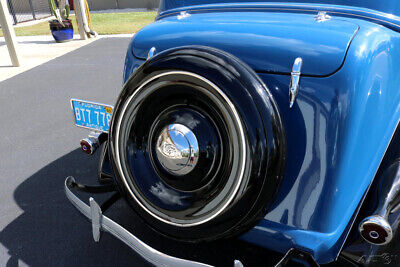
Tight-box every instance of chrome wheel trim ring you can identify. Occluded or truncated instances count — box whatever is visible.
[114,71,247,227]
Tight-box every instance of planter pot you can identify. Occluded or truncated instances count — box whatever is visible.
[49,19,73,43]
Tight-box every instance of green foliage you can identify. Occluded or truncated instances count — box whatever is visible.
[49,0,70,24]
[0,12,157,37]
[62,4,70,20]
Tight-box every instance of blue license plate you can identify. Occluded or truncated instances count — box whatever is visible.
[71,99,114,132]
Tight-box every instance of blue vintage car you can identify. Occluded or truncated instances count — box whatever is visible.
[67,1,400,266]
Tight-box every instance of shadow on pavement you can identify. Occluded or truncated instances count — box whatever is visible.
[0,148,144,266]
[0,148,284,267]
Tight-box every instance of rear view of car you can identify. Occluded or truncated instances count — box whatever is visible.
[67,1,400,266]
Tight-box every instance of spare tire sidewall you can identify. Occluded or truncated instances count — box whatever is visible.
[109,47,286,241]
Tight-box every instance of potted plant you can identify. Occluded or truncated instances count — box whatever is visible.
[48,0,73,43]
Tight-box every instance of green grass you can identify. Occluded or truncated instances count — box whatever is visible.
[0,12,157,37]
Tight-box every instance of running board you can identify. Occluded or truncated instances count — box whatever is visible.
[65,176,243,267]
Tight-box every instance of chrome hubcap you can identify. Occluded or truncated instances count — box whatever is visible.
[156,124,199,176]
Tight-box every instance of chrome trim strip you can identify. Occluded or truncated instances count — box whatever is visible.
[392,202,400,213]
[147,47,156,59]
[114,71,247,227]
[159,3,400,21]
[157,4,400,30]
[64,177,216,267]
[289,58,302,108]
[70,98,114,133]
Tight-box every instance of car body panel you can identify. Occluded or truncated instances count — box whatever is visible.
[159,0,400,19]
[158,2,400,33]
[243,20,400,263]
[123,2,400,264]
[131,12,359,76]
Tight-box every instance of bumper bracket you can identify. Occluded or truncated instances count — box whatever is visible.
[65,176,243,267]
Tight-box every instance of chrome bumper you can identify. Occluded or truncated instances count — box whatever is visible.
[65,176,243,267]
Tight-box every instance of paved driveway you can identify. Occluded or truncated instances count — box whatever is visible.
[0,37,283,267]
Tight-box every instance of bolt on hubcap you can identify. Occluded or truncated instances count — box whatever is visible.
[156,124,199,176]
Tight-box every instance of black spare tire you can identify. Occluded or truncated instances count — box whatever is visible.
[108,46,286,241]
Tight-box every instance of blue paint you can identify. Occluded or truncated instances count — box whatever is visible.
[123,3,400,264]
[123,38,143,83]
[160,1,400,19]
[131,12,358,76]
[242,20,400,263]
[51,28,73,43]
[158,2,400,33]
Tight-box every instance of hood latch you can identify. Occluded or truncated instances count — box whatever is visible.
[289,57,303,108]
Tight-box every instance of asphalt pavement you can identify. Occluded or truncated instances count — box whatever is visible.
[0,35,101,82]
[0,37,285,267]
